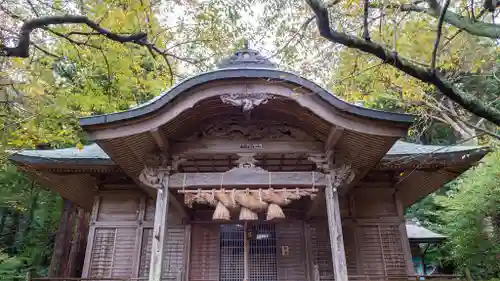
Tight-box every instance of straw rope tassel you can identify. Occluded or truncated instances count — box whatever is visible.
[212,174,231,220]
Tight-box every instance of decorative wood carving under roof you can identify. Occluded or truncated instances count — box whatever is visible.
[182,118,317,142]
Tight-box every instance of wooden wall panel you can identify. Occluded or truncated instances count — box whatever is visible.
[277,221,307,281]
[163,222,187,280]
[189,224,219,281]
[351,188,397,218]
[139,228,153,278]
[343,224,358,275]
[379,225,406,275]
[356,224,407,276]
[88,228,116,278]
[97,194,139,222]
[111,227,136,277]
[145,198,155,221]
[357,225,385,275]
[309,221,333,281]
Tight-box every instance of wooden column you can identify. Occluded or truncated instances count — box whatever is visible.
[396,195,415,275]
[149,172,170,281]
[325,178,348,281]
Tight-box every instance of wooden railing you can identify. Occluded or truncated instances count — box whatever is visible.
[27,275,461,281]
[27,277,148,281]
[349,275,461,281]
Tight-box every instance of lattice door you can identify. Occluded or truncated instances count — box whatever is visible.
[219,223,278,281]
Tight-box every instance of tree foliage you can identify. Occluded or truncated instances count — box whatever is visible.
[436,149,500,279]
[0,164,61,279]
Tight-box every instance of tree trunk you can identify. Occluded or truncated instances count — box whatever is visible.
[0,208,7,238]
[64,208,89,277]
[18,190,39,253]
[5,211,20,255]
[48,199,75,277]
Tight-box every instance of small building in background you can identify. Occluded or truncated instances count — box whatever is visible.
[407,219,446,276]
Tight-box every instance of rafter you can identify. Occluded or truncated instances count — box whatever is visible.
[324,126,344,152]
[150,128,170,153]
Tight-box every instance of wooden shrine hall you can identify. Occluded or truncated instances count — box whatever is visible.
[10,48,489,281]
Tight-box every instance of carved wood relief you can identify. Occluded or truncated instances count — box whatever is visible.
[220,92,275,118]
[183,118,317,142]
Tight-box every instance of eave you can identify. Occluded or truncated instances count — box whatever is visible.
[8,141,489,208]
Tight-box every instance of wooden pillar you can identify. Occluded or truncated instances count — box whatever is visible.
[149,173,170,281]
[325,179,348,281]
[396,195,415,275]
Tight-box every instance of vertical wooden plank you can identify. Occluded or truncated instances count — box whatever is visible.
[82,195,100,277]
[109,229,118,277]
[325,183,348,281]
[133,196,147,277]
[183,224,192,281]
[244,221,249,281]
[149,176,170,281]
[377,225,388,276]
[396,196,415,275]
[303,222,313,281]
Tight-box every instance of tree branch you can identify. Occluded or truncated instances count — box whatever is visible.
[371,0,500,38]
[1,15,147,57]
[363,0,371,40]
[306,0,500,126]
[430,0,451,70]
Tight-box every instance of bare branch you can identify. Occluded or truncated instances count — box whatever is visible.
[32,42,60,58]
[363,0,371,40]
[431,0,451,70]
[470,0,476,21]
[306,0,500,125]
[371,0,500,38]
[1,15,147,57]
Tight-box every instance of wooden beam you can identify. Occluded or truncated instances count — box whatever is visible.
[324,126,344,152]
[150,128,170,153]
[325,180,348,281]
[169,170,327,188]
[172,139,323,156]
[149,177,170,281]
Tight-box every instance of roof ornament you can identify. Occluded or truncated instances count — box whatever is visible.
[217,40,276,69]
[220,92,274,119]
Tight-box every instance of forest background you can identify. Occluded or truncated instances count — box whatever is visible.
[0,0,499,280]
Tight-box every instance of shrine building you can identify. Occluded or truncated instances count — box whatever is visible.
[10,48,488,281]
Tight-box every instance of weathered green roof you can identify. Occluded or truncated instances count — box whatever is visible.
[9,143,113,165]
[406,220,445,243]
[386,141,483,155]
[9,141,485,165]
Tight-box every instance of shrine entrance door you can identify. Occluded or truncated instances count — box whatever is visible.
[219,223,278,281]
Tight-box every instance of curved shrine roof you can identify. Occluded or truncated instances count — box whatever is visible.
[79,48,414,128]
